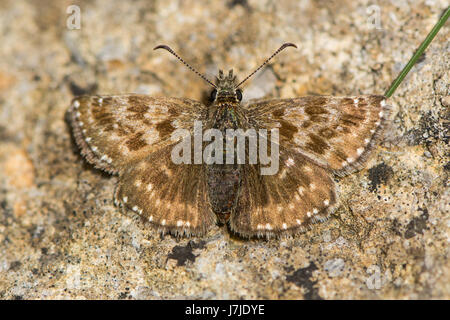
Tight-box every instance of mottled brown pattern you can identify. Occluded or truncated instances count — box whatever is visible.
[302,120,313,128]
[92,109,112,121]
[306,133,330,155]
[126,132,147,151]
[69,95,206,176]
[246,95,389,176]
[309,115,328,123]
[340,112,365,126]
[127,96,147,107]
[116,127,128,136]
[69,82,390,238]
[272,109,285,117]
[333,148,348,161]
[341,98,354,105]
[156,119,176,137]
[305,105,328,115]
[97,117,114,126]
[319,127,337,139]
[102,97,113,104]
[168,107,181,116]
[127,104,148,113]
[308,96,328,106]
[279,119,299,140]
[126,113,145,121]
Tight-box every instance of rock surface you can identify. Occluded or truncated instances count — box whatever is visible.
[0,0,448,299]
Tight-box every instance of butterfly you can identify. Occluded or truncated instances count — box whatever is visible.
[69,43,390,238]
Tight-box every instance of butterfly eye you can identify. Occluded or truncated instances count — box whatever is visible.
[210,89,217,101]
[236,89,243,101]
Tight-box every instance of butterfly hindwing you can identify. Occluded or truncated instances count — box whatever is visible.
[70,94,206,174]
[245,95,390,177]
[116,144,216,236]
[229,145,337,238]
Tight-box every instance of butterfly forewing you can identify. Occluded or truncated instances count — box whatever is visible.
[70,94,206,174]
[245,95,390,177]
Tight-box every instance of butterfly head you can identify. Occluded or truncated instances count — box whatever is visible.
[211,69,242,102]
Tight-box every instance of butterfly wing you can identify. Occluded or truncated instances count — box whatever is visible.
[245,95,390,177]
[229,95,390,237]
[115,144,216,236]
[69,94,206,174]
[70,94,214,235]
[229,145,337,238]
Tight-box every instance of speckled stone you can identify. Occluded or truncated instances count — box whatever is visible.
[0,0,448,299]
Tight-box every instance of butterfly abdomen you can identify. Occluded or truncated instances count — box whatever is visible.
[206,163,241,223]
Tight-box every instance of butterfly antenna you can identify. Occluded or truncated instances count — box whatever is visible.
[235,43,297,88]
[154,45,217,88]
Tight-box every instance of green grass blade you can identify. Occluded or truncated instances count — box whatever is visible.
[385,7,450,98]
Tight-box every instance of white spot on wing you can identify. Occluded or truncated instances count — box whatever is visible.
[286,157,295,167]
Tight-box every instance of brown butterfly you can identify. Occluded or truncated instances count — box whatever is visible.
[69,43,390,238]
